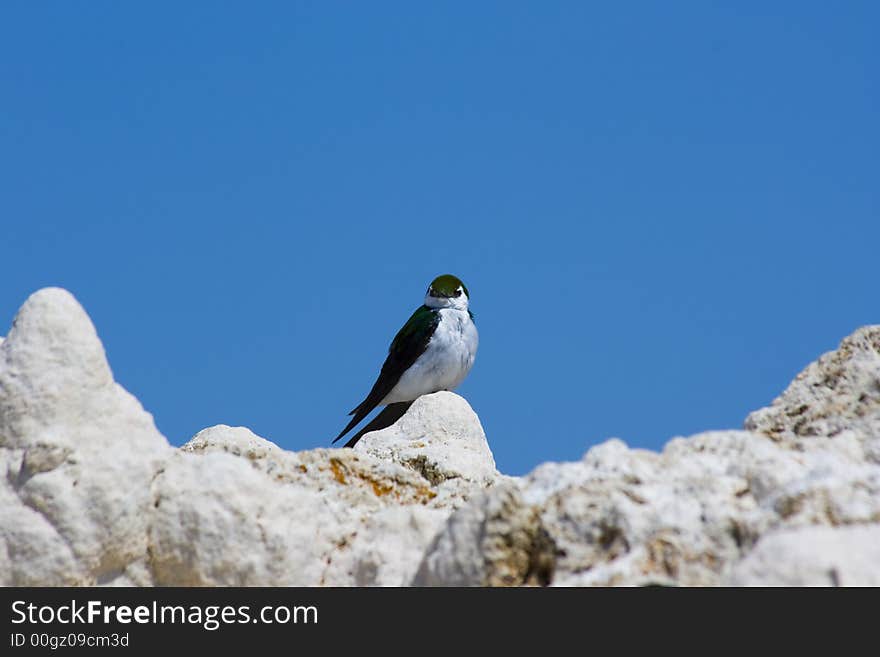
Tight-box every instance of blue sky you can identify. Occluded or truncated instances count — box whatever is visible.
[1,2,877,474]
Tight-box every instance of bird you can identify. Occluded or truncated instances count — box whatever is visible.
[333,274,479,448]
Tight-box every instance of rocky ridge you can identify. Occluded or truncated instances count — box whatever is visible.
[1,288,878,586]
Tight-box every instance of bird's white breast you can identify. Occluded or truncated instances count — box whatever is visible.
[382,308,478,404]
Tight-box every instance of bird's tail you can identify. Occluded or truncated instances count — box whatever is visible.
[338,401,414,448]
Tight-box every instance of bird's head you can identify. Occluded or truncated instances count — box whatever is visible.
[424,274,470,310]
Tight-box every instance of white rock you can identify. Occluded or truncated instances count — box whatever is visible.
[409,325,880,587]
[727,524,880,586]
[324,505,449,586]
[151,425,459,586]
[0,288,170,585]
[4,287,879,588]
[148,396,495,587]
[745,325,880,463]
[425,428,880,587]
[0,288,502,587]
[528,432,763,586]
[413,482,556,586]
[354,391,498,490]
[184,424,286,459]
[420,325,880,587]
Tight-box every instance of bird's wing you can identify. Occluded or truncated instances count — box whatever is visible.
[332,305,439,444]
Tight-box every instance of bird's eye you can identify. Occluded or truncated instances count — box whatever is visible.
[453,289,462,297]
